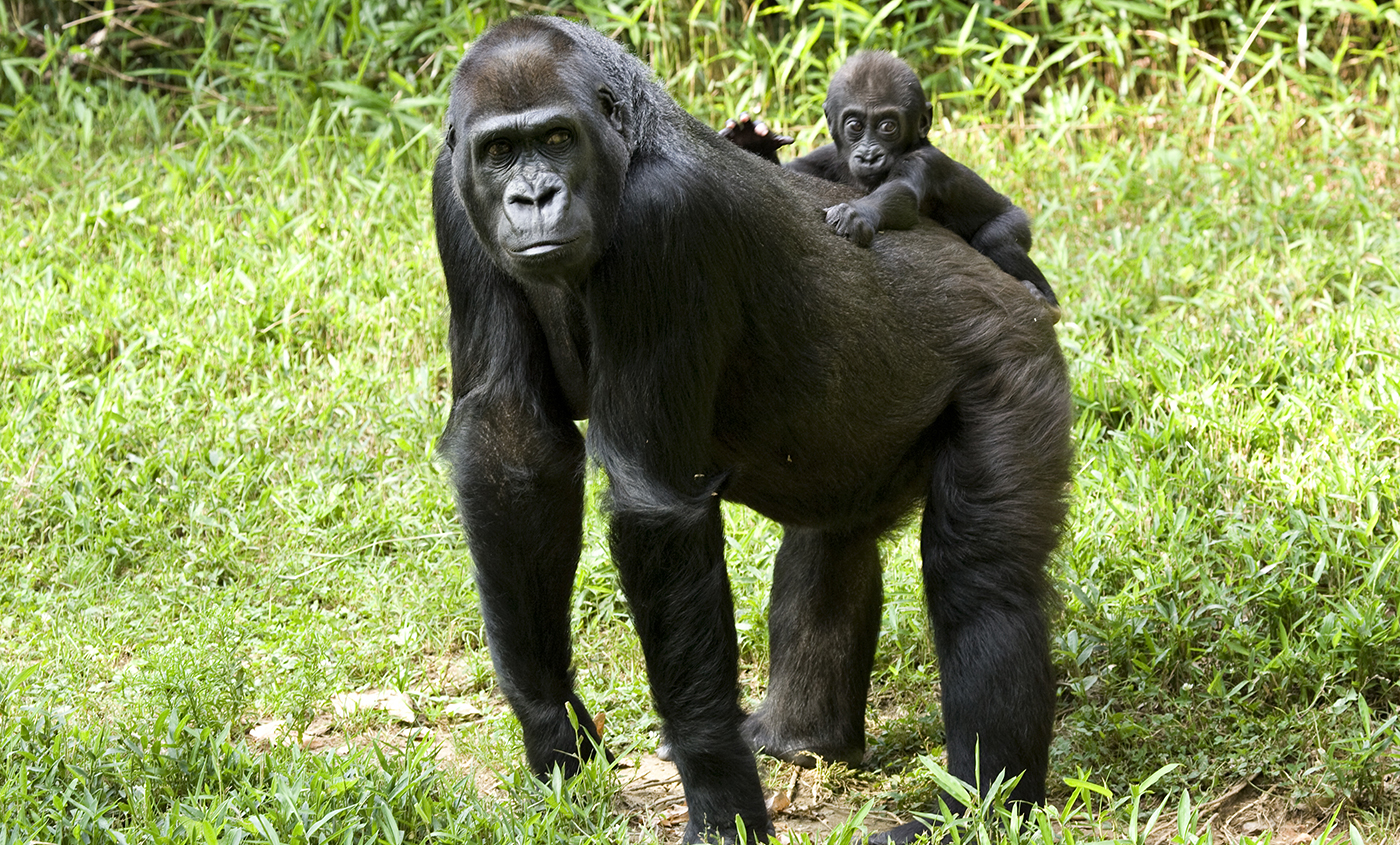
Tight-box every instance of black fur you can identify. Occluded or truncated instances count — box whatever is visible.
[434,17,1071,844]
[726,51,1058,307]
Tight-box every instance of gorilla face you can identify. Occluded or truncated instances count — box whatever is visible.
[445,40,629,288]
[823,51,933,192]
[832,106,910,186]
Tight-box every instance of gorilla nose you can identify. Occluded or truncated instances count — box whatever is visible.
[507,174,565,209]
[505,173,570,231]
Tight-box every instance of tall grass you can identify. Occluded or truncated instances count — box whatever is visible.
[5,1,1398,135]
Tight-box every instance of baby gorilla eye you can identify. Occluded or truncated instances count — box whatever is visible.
[844,117,864,135]
[878,119,899,137]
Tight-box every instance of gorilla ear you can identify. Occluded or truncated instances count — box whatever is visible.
[919,102,933,138]
[444,124,457,151]
[599,85,628,136]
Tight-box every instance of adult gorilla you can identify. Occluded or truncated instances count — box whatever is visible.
[433,16,1070,844]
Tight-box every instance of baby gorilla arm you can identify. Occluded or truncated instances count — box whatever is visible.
[908,147,1058,306]
[821,180,921,248]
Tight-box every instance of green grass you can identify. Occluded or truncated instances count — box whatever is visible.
[3,2,1400,843]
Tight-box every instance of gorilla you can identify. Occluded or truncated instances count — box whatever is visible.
[432,16,1071,844]
[722,51,1057,307]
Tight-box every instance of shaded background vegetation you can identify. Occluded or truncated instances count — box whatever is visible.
[6,0,1399,134]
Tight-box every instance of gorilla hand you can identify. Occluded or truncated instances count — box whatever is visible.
[824,201,877,248]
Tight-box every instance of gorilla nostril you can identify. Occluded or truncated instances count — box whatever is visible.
[508,174,566,209]
[508,184,559,208]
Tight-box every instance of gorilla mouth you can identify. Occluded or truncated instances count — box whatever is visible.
[850,161,888,181]
[511,238,580,259]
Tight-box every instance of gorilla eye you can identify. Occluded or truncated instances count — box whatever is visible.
[486,139,513,159]
[544,129,572,147]
[844,118,864,135]
[878,120,899,136]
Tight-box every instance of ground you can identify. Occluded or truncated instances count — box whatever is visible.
[244,669,1375,845]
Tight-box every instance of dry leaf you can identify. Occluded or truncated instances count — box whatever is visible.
[659,803,689,828]
[766,766,800,815]
[248,719,286,745]
[249,717,331,748]
[443,700,482,720]
[767,790,791,814]
[332,690,416,724]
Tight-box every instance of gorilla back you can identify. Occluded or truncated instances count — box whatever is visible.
[433,16,1071,845]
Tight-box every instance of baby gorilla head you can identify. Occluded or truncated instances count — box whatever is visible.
[823,51,933,190]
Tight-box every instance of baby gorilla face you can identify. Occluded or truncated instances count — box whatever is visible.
[833,106,908,187]
[823,51,931,190]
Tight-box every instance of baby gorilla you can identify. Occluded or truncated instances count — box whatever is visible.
[724,51,1058,307]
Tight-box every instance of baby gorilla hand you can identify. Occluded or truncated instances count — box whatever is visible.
[824,202,877,247]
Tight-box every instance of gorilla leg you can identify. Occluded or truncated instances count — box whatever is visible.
[744,525,884,767]
[969,207,1058,307]
[918,373,1070,814]
[442,400,603,777]
[611,498,771,843]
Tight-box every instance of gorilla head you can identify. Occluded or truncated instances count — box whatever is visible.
[443,21,631,287]
[823,51,933,190]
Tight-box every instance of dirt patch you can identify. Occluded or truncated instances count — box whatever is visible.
[247,710,893,839]
[248,700,1382,844]
[614,753,903,843]
[1146,778,1358,845]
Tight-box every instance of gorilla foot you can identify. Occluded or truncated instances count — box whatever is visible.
[719,112,794,165]
[524,696,613,779]
[681,815,775,845]
[741,713,864,768]
[1019,279,1062,324]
